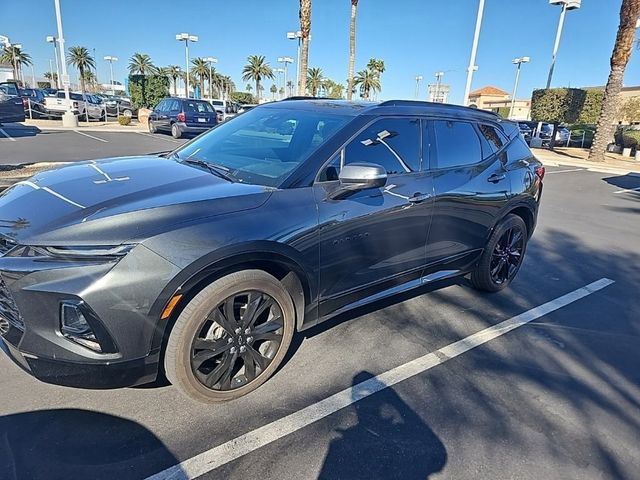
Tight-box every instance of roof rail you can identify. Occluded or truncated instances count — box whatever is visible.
[377,100,501,118]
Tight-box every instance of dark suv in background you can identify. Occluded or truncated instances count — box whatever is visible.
[0,99,543,403]
[148,97,218,138]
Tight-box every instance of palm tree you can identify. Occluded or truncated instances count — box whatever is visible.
[589,0,640,162]
[347,0,359,100]
[307,67,324,96]
[270,84,278,100]
[220,75,235,99]
[354,69,380,100]
[242,55,274,102]
[44,71,58,88]
[1,46,32,84]
[81,70,97,92]
[286,80,294,97]
[67,46,95,93]
[191,57,210,98]
[299,0,312,95]
[367,58,385,99]
[246,83,253,92]
[166,65,182,96]
[128,53,156,75]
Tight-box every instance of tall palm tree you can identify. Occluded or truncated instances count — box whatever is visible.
[589,0,640,162]
[220,75,235,99]
[246,83,253,92]
[299,0,312,95]
[366,58,385,99]
[286,80,294,97]
[354,69,380,100]
[191,57,209,98]
[347,0,359,100]
[128,53,156,75]
[242,55,274,102]
[165,65,182,96]
[81,70,97,92]
[307,67,324,96]
[67,46,95,93]
[44,71,58,88]
[270,84,278,100]
[1,46,32,84]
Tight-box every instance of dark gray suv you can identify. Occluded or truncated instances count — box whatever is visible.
[0,100,543,402]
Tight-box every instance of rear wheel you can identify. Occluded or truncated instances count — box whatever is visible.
[123,109,133,118]
[471,214,527,292]
[171,123,182,139]
[164,270,295,403]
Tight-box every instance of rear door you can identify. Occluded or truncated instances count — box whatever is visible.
[184,100,216,127]
[0,82,26,123]
[426,119,511,270]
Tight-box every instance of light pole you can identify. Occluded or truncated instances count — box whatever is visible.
[509,57,530,119]
[546,0,581,88]
[176,33,198,98]
[30,65,35,87]
[53,0,77,127]
[463,0,485,106]
[287,31,302,93]
[273,68,285,99]
[278,56,293,99]
[46,36,61,88]
[204,56,218,99]
[103,56,117,92]
[415,75,423,99]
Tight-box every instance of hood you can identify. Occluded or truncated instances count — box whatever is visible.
[0,156,272,245]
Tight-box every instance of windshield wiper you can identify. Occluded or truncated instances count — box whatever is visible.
[181,158,236,183]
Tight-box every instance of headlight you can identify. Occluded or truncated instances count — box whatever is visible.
[4,244,135,261]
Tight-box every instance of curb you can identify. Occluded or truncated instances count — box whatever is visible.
[34,126,147,133]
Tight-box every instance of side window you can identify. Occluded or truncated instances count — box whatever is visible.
[433,120,482,169]
[478,124,506,158]
[154,100,166,111]
[169,100,180,112]
[343,118,421,175]
[508,137,533,162]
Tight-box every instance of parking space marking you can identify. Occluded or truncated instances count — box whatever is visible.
[613,186,640,194]
[546,168,585,174]
[73,130,109,143]
[146,277,615,480]
[136,131,182,143]
[0,128,16,142]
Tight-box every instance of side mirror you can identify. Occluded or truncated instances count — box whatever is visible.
[329,163,387,199]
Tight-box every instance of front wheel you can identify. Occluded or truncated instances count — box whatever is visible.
[471,214,528,292]
[164,270,295,403]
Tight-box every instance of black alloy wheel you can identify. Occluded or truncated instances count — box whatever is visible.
[489,226,524,285]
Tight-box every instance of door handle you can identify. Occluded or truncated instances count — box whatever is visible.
[487,173,506,183]
[408,193,431,203]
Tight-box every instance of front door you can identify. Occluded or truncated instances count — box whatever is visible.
[0,82,25,123]
[315,117,434,317]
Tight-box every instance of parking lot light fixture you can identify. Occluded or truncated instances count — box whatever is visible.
[546,0,581,88]
[278,56,293,99]
[509,57,530,119]
[204,56,218,99]
[287,31,302,93]
[103,56,118,92]
[415,75,423,99]
[46,36,62,88]
[53,0,77,127]
[176,33,198,98]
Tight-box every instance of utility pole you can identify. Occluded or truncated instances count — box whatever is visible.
[463,0,485,105]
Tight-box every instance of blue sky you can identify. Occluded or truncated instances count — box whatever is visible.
[1,0,637,103]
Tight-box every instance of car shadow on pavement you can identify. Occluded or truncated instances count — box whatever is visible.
[317,371,447,480]
[0,409,182,480]
[603,173,640,194]
[0,124,42,138]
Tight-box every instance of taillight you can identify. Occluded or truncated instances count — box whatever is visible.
[535,166,545,180]
[22,98,27,106]
[176,112,186,122]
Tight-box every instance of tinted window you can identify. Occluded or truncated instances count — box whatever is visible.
[508,137,533,162]
[478,124,505,157]
[433,120,482,168]
[0,83,19,96]
[344,118,421,174]
[184,100,214,113]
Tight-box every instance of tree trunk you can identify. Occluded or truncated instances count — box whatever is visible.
[79,67,85,93]
[347,1,358,101]
[173,77,178,96]
[256,80,260,102]
[299,0,312,95]
[200,77,205,99]
[589,0,640,162]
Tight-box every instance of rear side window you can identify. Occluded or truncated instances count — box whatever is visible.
[508,137,533,162]
[433,120,482,169]
[344,118,421,174]
[0,83,19,96]
[478,124,507,158]
[184,101,214,113]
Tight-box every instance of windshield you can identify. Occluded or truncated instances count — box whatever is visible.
[173,106,351,187]
[184,100,214,113]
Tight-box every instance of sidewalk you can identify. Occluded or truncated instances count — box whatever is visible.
[21,118,146,132]
[532,147,640,176]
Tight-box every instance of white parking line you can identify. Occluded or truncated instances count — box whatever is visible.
[546,168,585,174]
[613,186,640,194]
[136,131,182,143]
[73,130,108,143]
[145,277,615,480]
[0,128,16,141]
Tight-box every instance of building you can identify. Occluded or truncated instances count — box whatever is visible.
[468,85,531,120]
[0,63,14,83]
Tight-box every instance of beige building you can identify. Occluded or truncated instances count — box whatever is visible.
[468,86,531,120]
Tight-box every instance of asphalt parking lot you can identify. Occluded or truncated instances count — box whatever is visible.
[1,135,639,480]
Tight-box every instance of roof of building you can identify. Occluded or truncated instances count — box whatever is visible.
[469,86,509,97]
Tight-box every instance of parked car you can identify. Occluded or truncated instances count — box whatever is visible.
[238,104,257,113]
[19,88,49,118]
[209,99,240,121]
[0,81,26,124]
[104,97,137,118]
[0,99,543,403]
[539,123,570,146]
[518,122,532,144]
[149,97,218,138]
[44,91,106,120]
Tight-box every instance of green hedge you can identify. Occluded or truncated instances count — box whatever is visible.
[128,74,170,109]
[531,88,603,124]
[230,91,255,104]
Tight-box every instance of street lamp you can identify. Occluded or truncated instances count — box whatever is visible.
[277,56,293,98]
[176,32,198,97]
[414,75,423,99]
[103,55,117,92]
[463,0,486,105]
[287,31,302,93]
[546,0,581,88]
[509,57,530,119]
[53,0,77,127]
[204,56,218,99]
[273,68,285,99]
[46,36,61,88]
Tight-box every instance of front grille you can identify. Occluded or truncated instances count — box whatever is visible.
[0,275,24,331]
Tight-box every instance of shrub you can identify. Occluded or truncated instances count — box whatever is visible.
[623,130,640,150]
[230,91,256,104]
[128,74,170,109]
[118,115,131,126]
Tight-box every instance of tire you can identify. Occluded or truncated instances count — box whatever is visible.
[148,119,156,133]
[165,270,296,403]
[470,214,528,292]
[123,109,133,118]
[171,123,182,139]
[100,110,106,121]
